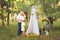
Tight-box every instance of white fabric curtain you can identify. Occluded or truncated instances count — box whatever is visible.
[26,5,40,35]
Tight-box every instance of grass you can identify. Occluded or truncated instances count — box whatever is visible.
[0,20,60,40]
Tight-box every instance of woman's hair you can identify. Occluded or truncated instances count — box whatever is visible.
[24,11,28,19]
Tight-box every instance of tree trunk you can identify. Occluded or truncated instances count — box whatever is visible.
[1,11,5,27]
[7,12,9,26]
[7,0,10,26]
[1,0,5,27]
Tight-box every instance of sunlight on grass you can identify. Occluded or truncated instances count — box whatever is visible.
[0,21,60,40]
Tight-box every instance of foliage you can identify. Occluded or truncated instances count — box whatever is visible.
[0,0,60,26]
[0,0,60,18]
[39,0,60,18]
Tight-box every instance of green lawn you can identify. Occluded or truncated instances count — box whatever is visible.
[0,20,60,40]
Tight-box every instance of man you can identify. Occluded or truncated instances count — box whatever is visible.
[17,11,24,36]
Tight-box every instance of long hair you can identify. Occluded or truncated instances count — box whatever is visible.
[24,11,28,21]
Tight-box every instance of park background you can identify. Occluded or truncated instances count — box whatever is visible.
[0,0,60,40]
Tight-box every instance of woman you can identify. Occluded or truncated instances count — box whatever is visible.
[21,11,28,35]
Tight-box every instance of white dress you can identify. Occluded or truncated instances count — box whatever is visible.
[26,5,40,35]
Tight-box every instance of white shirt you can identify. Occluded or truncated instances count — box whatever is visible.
[17,15,24,23]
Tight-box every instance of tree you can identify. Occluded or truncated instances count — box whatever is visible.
[5,0,15,26]
[6,0,10,26]
[39,0,60,19]
[0,0,5,27]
